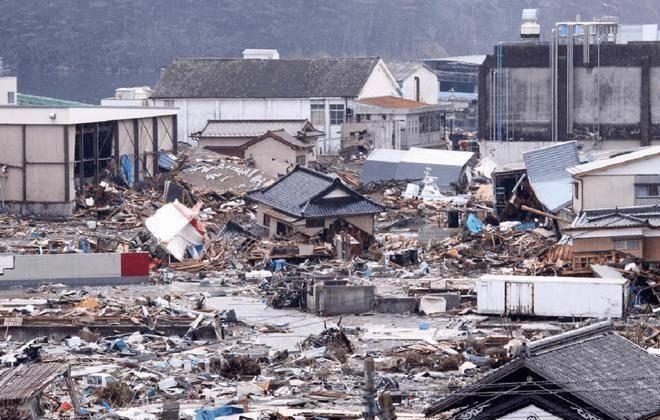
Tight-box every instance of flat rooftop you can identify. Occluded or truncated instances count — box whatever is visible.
[0,105,178,125]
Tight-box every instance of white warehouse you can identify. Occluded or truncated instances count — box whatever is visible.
[150,51,402,154]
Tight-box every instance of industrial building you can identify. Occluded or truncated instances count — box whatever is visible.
[0,106,177,216]
[479,16,660,150]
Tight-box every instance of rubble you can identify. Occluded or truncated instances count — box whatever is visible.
[0,143,658,418]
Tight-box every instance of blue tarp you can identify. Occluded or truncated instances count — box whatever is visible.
[195,406,244,420]
[466,213,484,233]
[120,155,133,186]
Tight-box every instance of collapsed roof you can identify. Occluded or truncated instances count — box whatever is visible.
[359,147,474,190]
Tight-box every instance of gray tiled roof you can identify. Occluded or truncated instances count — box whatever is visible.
[425,324,660,419]
[571,205,660,229]
[530,333,660,420]
[247,166,385,218]
[195,120,309,138]
[153,57,381,98]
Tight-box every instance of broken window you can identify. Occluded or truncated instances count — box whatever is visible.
[635,183,660,198]
[311,103,325,126]
[296,154,306,165]
[276,221,293,237]
[614,239,640,250]
[305,218,325,228]
[74,122,115,188]
[329,104,345,125]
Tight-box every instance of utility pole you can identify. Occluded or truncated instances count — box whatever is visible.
[363,357,377,420]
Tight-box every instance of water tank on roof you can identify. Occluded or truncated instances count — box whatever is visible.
[521,8,541,39]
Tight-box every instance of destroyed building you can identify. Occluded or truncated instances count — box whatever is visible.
[0,105,177,216]
[359,147,475,193]
[247,165,385,242]
[424,322,660,420]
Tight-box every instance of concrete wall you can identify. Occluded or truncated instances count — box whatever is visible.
[245,137,310,178]
[0,252,149,288]
[400,67,439,104]
[308,283,375,315]
[574,67,641,125]
[0,124,74,214]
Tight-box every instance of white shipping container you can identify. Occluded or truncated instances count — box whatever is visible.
[476,274,629,318]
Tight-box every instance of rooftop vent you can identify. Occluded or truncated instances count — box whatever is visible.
[242,49,280,60]
[521,8,541,39]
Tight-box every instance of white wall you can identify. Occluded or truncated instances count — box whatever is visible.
[245,137,310,178]
[0,77,17,105]
[358,61,401,99]
[400,67,439,104]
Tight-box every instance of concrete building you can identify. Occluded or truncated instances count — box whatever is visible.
[342,96,449,151]
[247,166,385,240]
[151,53,401,154]
[387,61,439,104]
[567,146,660,212]
[192,119,323,157]
[0,106,177,216]
[0,76,17,105]
[479,38,660,149]
[243,130,315,178]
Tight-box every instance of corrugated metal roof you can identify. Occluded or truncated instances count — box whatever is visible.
[0,362,69,402]
[359,147,474,188]
[523,141,579,212]
[567,145,660,176]
[196,120,310,138]
[386,61,428,81]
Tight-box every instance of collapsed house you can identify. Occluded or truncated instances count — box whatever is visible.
[246,166,385,247]
[0,362,80,419]
[424,322,660,420]
[0,105,177,216]
[359,147,475,193]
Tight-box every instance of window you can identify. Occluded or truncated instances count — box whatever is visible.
[614,239,640,250]
[414,76,420,102]
[296,154,307,165]
[310,102,325,126]
[276,221,293,237]
[574,182,579,199]
[305,218,325,228]
[7,91,15,104]
[635,183,660,198]
[329,104,345,125]
[263,213,271,227]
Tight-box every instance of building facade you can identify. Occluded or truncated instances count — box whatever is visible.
[387,61,439,104]
[151,54,401,155]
